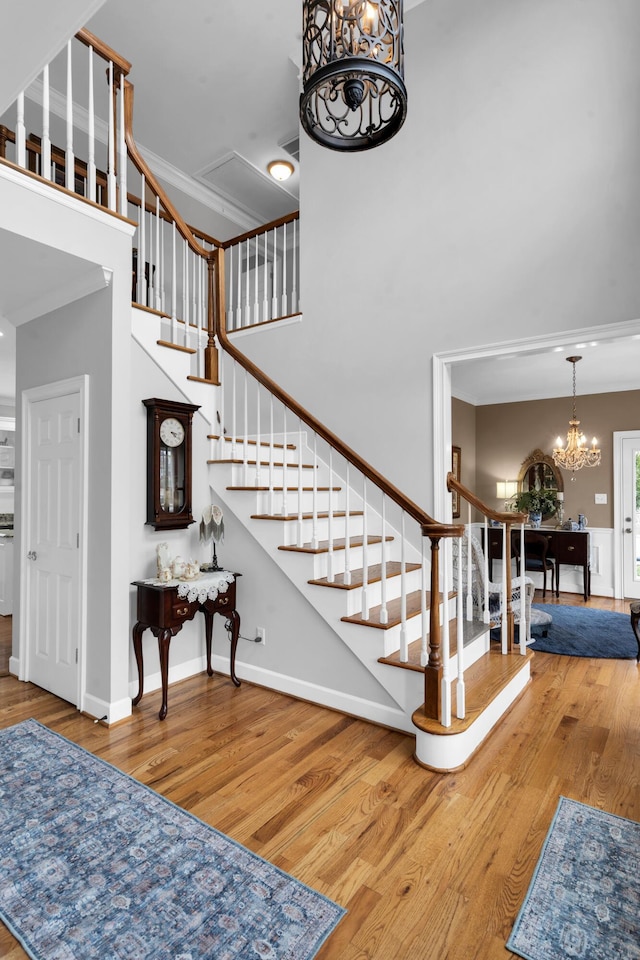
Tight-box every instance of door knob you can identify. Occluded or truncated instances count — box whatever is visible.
[27,550,37,560]
[625,528,632,534]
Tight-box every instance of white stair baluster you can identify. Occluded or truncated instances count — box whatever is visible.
[243,239,250,327]
[118,72,127,215]
[255,380,261,487]
[268,394,275,515]
[231,360,237,460]
[327,449,334,582]
[281,221,288,316]
[297,418,304,546]
[380,494,388,624]
[281,407,288,517]
[441,538,452,727]
[217,349,225,459]
[226,244,234,330]
[311,432,318,549]
[86,48,95,200]
[420,537,427,666]
[140,181,147,307]
[16,92,26,168]
[154,198,161,310]
[191,248,197,345]
[399,511,407,661]
[65,41,75,193]
[344,464,351,585]
[291,218,298,313]
[243,369,249,486]
[456,542,465,718]
[107,61,116,209]
[135,201,143,305]
[271,226,278,319]
[254,235,259,325]
[235,243,242,330]
[361,477,369,620]
[263,231,269,322]
[42,64,51,180]
[159,203,166,314]
[182,238,188,339]
[171,223,177,343]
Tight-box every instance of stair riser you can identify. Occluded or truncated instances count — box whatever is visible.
[340,568,423,617]
[270,515,368,546]
[227,464,318,487]
[250,489,346,515]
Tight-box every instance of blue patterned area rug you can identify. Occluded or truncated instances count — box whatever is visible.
[529,604,638,659]
[0,720,346,959]
[507,796,640,960]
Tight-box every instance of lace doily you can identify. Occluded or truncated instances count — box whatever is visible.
[176,570,235,604]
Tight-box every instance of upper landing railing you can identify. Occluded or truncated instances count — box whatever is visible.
[0,26,527,729]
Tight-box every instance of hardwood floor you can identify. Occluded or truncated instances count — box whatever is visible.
[0,593,638,959]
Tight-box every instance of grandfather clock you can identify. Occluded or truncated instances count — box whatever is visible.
[142,398,200,530]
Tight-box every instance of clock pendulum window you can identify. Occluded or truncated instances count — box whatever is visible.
[142,399,200,531]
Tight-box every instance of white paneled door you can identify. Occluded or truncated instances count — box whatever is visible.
[25,387,83,704]
[622,435,640,600]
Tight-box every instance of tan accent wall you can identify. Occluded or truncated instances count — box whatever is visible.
[461,389,640,528]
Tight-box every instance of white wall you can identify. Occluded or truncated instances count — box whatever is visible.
[240,0,640,517]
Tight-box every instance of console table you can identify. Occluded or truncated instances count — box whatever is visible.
[486,528,591,601]
[131,571,241,720]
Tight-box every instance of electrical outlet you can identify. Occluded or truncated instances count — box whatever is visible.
[256,627,266,646]
[594,493,607,505]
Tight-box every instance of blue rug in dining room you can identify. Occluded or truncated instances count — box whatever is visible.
[507,796,639,960]
[527,604,638,659]
[0,719,346,960]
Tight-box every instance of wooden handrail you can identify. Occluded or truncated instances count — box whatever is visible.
[447,473,527,526]
[222,210,300,249]
[123,80,211,260]
[76,28,132,76]
[126,192,222,248]
[209,247,460,539]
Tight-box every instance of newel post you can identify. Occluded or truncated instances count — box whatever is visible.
[424,534,443,720]
[205,249,222,383]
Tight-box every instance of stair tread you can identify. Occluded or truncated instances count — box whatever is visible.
[309,561,421,590]
[412,649,533,735]
[210,459,316,468]
[341,589,455,630]
[157,339,197,355]
[228,486,341,492]
[379,618,489,672]
[251,510,363,521]
[209,435,296,450]
[188,375,220,385]
[279,535,393,555]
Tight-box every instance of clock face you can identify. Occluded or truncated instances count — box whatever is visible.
[160,417,185,447]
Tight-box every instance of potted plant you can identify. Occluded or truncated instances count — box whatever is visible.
[514,489,558,527]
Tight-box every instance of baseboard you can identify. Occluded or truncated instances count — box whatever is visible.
[212,654,414,734]
[83,693,132,725]
[8,655,19,676]
[128,654,208,703]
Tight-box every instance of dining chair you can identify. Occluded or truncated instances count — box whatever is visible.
[513,531,556,599]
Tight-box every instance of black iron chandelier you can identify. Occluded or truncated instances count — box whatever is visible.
[300,1,407,151]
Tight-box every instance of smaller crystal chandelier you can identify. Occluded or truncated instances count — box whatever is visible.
[300,1,407,151]
[552,356,601,476]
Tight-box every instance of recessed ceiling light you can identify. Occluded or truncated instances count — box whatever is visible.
[267,160,294,182]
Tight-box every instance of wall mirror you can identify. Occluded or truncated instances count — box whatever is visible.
[517,448,563,518]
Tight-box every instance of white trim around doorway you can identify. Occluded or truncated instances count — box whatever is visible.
[18,375,90,710]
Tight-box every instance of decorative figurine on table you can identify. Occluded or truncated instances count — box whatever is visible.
[200,504,224,572]
[156,542,172,581]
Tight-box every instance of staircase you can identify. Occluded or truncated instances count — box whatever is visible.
[3,25,533,770]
